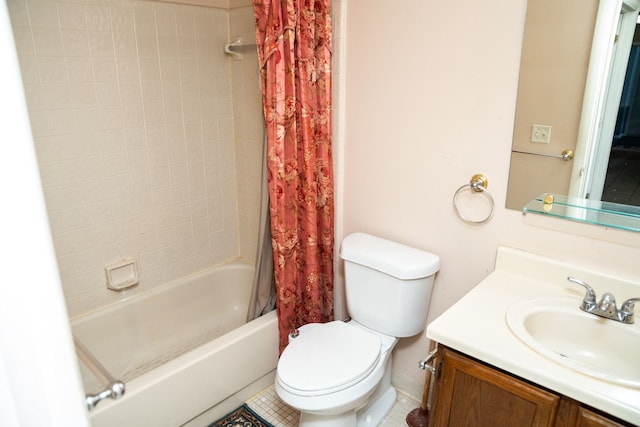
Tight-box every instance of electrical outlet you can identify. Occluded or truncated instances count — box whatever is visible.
[531,124,551,143]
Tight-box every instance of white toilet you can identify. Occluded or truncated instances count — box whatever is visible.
[275,233,440,427]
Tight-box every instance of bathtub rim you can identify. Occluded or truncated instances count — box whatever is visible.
[88,309,278,426]
[69,257,252,323]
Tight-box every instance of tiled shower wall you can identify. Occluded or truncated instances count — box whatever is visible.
[229,5,263,270]
[8,0,263,317]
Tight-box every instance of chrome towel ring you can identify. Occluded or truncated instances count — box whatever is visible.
[453,174,495,224]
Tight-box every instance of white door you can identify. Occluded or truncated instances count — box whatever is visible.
[0,1,90,425]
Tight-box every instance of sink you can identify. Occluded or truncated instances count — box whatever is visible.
[506,297,640,389]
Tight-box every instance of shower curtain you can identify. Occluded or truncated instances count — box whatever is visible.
[253,0,335,353]
[247,133,276,321]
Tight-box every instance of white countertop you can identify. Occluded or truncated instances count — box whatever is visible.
[426,246,640,425]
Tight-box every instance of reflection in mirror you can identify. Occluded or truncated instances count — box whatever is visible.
[570,0,640,204]
[507,0,640,231]
[507,0,599,211]
[524,194,640,232]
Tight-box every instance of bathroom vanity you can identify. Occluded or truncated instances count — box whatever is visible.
[429,346,631,426]
[426,247,640,426]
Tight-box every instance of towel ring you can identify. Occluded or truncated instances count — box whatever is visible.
[453,174,495,224]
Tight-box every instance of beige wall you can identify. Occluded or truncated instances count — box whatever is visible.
[507,0,599,209]
[338,0,640,399]
[8,0,262,317]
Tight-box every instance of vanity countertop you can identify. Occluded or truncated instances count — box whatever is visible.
[426,246,640,425]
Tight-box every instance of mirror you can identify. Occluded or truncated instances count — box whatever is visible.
[507,0,640,230]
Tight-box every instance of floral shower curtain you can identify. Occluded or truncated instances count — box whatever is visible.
[253,0,334,353]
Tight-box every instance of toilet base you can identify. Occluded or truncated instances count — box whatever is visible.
[356,385,396,427]
[299,410,357,426]
[296,386,396,427]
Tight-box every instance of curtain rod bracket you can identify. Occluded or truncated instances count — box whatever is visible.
[224,37,257,60]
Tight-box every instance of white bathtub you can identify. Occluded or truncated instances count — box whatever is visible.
[71,260,279,427]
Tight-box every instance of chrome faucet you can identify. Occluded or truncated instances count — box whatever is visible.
[567,276,640,324]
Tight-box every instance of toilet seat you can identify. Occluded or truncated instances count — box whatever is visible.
[277,321,381,396]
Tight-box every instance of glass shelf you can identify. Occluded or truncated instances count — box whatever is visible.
[523,194,640,232]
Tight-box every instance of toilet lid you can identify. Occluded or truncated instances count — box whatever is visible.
[277,321,381,395]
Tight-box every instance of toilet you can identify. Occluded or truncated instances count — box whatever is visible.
[275,233,440,427]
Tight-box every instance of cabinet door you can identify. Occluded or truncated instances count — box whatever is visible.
[575,407,632,427]
[431,347,560,427]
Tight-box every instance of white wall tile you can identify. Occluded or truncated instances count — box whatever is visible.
[143,102,165,125]
[47,109,75,135]
[113,31,137,57]
[11,27,35,55]
[8,0,30,28]
[158,35,178,57]
[73,108,100,133]
[26,0,59,29]
[155,6,177,37]
[159,58,180,79]
[10,0,260,317]
[122,104,145,128]
[133,6,157,36]
[110,7,134,33]
[61,30,90,56]
[84,6,112,32]
[176,8,195,37]
[38,56,67,82]
[42,83,71,109]
[80,156,106,181]
[95,82,120,106]
[119,81,143,104]
[28,111,50,137]
[91,57,117,81]
[177,36,197,58]
[69,83,97,108]
[66,57,92,82]
[104,152,130,176]
[23,83,44,111]
[139,56,161,79]
[88,31,115,57]
[57,3,85,30]
[101,128,126,153]
[17,55,40,83]
[32,27,64,56]
[136,35,159,57]
[115,55,140,81]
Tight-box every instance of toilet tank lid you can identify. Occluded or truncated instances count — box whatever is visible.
[340,233,440,280]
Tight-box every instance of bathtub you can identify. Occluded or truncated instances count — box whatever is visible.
[70,260,279,427]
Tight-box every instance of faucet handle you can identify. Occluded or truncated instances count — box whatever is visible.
[567,276,597,308]
[621,297,640,314]
[619,297,640,324]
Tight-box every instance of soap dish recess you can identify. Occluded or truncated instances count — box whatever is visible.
[105,258,139,291]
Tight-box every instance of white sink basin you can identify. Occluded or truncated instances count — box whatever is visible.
[506,297,640,389]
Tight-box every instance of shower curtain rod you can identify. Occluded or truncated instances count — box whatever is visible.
[224,37,257,60]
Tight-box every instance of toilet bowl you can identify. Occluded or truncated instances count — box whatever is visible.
[276,320,397,426]
[275,233,440,427]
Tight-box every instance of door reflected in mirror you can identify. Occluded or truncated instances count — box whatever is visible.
[507,0,640,230]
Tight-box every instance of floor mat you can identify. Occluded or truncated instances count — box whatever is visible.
[208,403,274,427]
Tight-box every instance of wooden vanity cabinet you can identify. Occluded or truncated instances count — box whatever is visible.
[429,346,559,427]
[428,346,634,427]
[555,402,631,427]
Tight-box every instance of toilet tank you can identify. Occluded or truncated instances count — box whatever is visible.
[340,233,440,337]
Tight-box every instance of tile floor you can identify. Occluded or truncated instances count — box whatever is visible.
[246,384,420,426]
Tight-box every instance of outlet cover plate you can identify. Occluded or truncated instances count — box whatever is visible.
[531,124,551,144]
